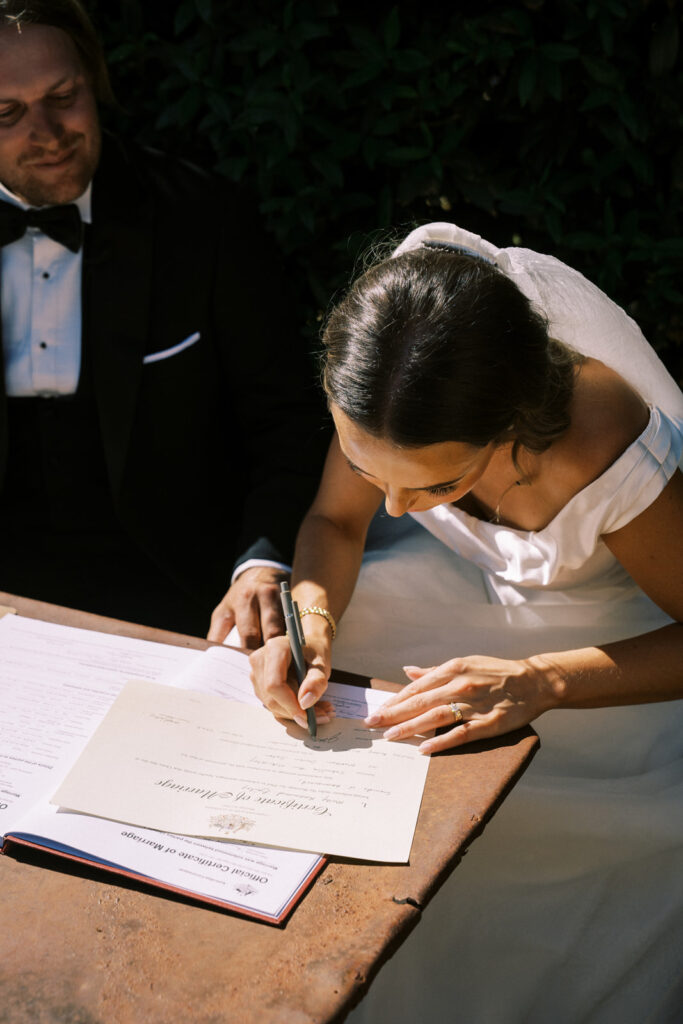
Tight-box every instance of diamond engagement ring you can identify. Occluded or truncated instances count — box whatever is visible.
[449,702,463,724]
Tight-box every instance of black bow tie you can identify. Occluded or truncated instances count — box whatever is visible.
[0,199,83,253]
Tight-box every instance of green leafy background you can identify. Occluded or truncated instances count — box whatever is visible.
[94,0,682,380]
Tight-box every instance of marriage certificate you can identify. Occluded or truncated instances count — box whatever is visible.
[52,679,430,862]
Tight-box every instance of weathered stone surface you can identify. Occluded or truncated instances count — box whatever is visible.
[0,593,537,1023]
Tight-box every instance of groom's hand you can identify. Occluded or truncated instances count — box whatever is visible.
[207,566,288,648]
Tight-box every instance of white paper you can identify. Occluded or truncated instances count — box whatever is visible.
[0,616,324,919]
[0,614,196,823]
[175,644,262,704]
[12,800,321,920]
[53,679,430,862]
[175,643,391,719]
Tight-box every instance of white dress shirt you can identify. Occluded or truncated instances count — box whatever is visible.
[0,179,91,397]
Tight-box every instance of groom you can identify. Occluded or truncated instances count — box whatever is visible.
[0,1,329,640]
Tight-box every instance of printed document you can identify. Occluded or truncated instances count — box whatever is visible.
[0,616,323,921]
[53,677,430,862]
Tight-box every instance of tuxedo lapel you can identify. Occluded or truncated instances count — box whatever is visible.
[84,136,154,496]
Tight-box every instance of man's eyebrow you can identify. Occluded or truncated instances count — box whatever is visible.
[46,75,78,92]
[0,75,78,104]
[344,455,463,491]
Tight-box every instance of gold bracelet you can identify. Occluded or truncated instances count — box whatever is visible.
[299,606,337,640]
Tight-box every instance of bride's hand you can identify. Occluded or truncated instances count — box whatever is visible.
[364,655,558,754]
[249,632,335,730]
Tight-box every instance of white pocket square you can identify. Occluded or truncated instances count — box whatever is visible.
[143,332,200,365]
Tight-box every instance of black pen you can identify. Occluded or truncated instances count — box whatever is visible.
[280,581,317,737]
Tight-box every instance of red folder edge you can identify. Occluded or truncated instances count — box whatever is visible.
[2,833,327,926]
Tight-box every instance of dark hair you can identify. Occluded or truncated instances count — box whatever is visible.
[0,0,114,104]
[323,245,583,457]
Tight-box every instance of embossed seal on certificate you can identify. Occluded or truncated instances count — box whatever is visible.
[209,813,255,836]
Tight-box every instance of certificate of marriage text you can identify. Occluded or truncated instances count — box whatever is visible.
[53,678,431,862]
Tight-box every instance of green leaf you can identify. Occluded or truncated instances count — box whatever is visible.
[385,145,431,162]
[578,88,611,113]
[155,85,203,129]
[282,108,299,149]
[392,49,431,73]
[362,137,384,169]
[375,83,419,110]
[228,29,280,54]
[539,43,578,62]
[107,42,139,63]
[194,0,213,26]
[372,112,405,136]
[542,61,562,101]
[171,53,202,84]
[384,7,400,50]
[564,231,607,249]
[257,44,280,68]
[205,90,231,120]
[618,95,645,140]
[500,8,534,35]
[498,189,542,216]
[428,152,443,180]
[581,56,619,87]
[598,15,614,56]
[419,121,434,148]
[345,23,383,55]
[624,148,652,184]
[342,61,385,89]
[216,156,249,181]
[310,154,344,188]
[544,209,563,242]
[298,203,316,234]
[654,238,683,258]
[174,2,196,35]
[517,57,537,107]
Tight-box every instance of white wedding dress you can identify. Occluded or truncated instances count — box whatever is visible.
[337,225,683,1024]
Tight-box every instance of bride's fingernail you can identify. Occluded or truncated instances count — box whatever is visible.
[293,715,308,729]
[403,665,420,674]
[299,692,316,709]
[365,713,381,726]
[384,727,400,740]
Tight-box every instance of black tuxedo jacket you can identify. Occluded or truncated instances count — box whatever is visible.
[0,135,330,612]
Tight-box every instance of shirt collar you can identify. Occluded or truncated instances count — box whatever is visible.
[0,179,92,224]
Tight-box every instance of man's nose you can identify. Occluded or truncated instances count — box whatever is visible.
[27,104,64,145]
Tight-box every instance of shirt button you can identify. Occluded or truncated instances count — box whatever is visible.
[39,341,47,349]
[42,272,50,280]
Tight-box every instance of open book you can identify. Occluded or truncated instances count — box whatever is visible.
[0,613,329,924]
[0,612,406,923]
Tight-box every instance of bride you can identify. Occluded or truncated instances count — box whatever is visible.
[248,223,683,1022]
